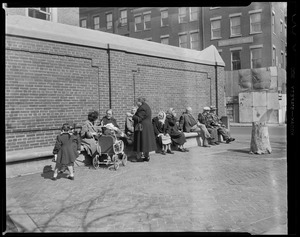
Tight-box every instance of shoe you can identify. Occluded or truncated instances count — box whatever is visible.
[226,139,231,144]
[209,142,216,146]
[67,176,74,180]
[166,150,174,154]
[51,177,57,181]
[203,145,211,147]
[144,157,150,162]
[230,138,235,142]
[183,148,189,152]
[178,148,185,152]
[161,151,166,155]
[214,142,220,145]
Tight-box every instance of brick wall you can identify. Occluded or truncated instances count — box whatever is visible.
[5,15,225,152]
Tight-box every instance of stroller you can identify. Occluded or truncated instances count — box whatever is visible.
[92,130,127,171]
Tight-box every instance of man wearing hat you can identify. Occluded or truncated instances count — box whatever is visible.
[198,107,220,145]
[208,106,235,143]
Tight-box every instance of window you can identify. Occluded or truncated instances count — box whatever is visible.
[120,10,127,25]
[190,32,200,50]
[230,16,241,37]
[231,50,241,70]
[161,37,169,45]
[179,34,188,48]
[134,15,142,31]
[190,7,198,21]
[250,12,261,33]
[178,7,187,23]
[106,13,112,29]
[272,11,275,34]
[93,16,100,30]
[28,8,51,21]
[144,13,151,30]
[211,19,221,39]
[272,46,277,66]
[281,51,284,68]
[80,18,87,28]
[161,10,168,26]
[251,47,262,68]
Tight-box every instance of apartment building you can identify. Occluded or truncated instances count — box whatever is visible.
[79,3,287,71]
[4,6,79,26]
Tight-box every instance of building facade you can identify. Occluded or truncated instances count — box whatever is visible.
[79,3,287,71]
[4,6,79,26]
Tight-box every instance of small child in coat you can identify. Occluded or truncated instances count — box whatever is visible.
[52,123,81,181]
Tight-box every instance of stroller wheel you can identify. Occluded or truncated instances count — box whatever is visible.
[92,155,99,169]
[121,153,127,166]
[112,154,119,170]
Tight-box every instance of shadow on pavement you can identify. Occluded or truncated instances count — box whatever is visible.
[227,149,250,154]
[41,165,53,179]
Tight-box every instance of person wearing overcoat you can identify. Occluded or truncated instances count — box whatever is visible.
[132,97,157,162]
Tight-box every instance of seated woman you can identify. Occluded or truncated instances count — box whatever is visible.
[165,108,189,152]
[99,109,125,138]
[124,106,138,145]
[152,111,174,155]
[80,111,102,158]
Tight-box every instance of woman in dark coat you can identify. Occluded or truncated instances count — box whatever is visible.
[165,108,189,152]
[132,97,157,162]
[52,123,81,180]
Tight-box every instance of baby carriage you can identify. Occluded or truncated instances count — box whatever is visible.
[92,128,127,171]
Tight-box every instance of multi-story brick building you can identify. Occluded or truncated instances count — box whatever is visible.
[4,6,79,26]
[79,3,287,71]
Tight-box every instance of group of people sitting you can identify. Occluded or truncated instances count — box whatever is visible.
[79,105,235,158]
[51,101,235,180]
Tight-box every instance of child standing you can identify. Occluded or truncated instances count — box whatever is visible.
[52,123,81,181]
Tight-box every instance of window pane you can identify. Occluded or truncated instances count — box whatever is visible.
[135,16,142,31]
[190,7,198,21]
[179,7,187,23]
[161,10,168,26]
[120,10,127,25]
[232,50,241,70]
[161,37,169,45]
[250,13,261,33]
[106,14,112,29]
[144,14,151,29]
[179,34,188,48]
[211,20,221,38]
[80,19,87,28]
[190,32,199,50]
[251,48,262,68]
[231,17,241,36]
[93,16,100,30]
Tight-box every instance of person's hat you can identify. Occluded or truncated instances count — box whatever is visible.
[210,106,217,110]
[203,107,210,111]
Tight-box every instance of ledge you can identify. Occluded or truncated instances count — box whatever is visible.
[6,146,54,163]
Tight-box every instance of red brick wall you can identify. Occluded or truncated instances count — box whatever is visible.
[5,35,225,152]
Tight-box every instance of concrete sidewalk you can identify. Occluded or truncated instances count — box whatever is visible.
[5,129,287,233]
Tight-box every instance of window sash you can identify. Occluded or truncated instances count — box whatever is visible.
[80,19,87,28]
[251,48,262,68]
[28,8,51,20]
[106,14,113,29]
[161,10,168,26]
[179,7,187,23]
[120,10,127,25]
[232,51,241,70]
[93,16,100,30]
[231,17,241,36]
[190,7,198,21]
[161,37,169,45]
[179,34,188,48]
[144,14,151,29]
[211,20,221,38]
[190,33,199,50]
[135,16,143,31]
[250,13,261,33]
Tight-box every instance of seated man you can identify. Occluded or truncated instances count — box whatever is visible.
[179,106,211,147]
[198,107,219,145]
[208,106,235,144]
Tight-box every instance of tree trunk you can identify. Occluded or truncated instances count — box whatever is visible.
[250,122,272,154]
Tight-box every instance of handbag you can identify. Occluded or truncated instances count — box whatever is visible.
[135,123,143,132]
